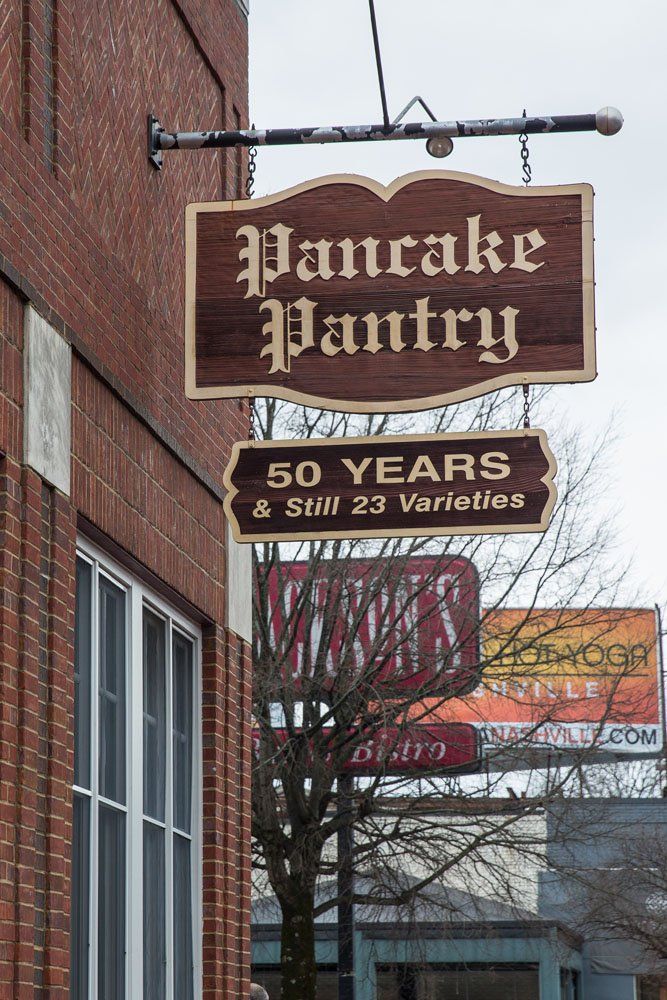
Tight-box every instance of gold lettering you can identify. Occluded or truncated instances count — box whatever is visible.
[480,452,511,480]
[443,454,475,480]
[362,311,405,354]
[409,297,437,352]
[421,233,460,276]
[465,214,506,274]
[376,457,405,484]
[511,229,546,272]
[321,314,358,356]
[442,308,473,351]
[387,235,417,277]
[259,297,315,374]
[406,455,440,483]
[236,222,293,298]
[341,457,373,484]
[478,306,519,363]
[296,239,334,282]
[338,237,381,280]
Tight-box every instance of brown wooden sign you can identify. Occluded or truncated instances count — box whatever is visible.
[223,430,557,543]
[186,171,594,413]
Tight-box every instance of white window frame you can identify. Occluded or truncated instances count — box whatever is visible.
[73,536,203,999]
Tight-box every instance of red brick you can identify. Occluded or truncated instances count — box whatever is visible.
[0,1,251,995]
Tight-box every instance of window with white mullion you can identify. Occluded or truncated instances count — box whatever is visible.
[72,554,94,1000]
[172,630,195,1000]
[97,795,128,813]
[143,816,167,830]
[97,571,128,1000]
[98,572,127,808]
[165,613,175,1000]
[73,785,93,799]
[88,558,101,1000]
[74,554,93,791]
[143,607,167,1000]
[72,541,201,1000]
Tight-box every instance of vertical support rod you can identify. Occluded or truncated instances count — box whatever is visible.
[368,0,390,127]
[656,603,667,792]
[337,772,356,1000]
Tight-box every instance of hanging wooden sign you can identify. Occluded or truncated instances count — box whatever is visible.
[223,429,557,543]
[186,171,594,412]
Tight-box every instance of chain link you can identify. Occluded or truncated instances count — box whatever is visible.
[245,123,257,199]
[520,109,531,429]
[248,393,255,440]
[245,124,257,439]
[519,108,532,187]
[522,383,531,429]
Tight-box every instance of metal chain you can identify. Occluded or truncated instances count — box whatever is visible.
[520,109,531,429]
[245,123,257,439]
[519,108,532,187]
[248,393,255,440]
[522,384,531,429]
[245,123,257,199]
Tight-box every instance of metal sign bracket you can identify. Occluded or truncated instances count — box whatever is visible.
[147,107,623,170]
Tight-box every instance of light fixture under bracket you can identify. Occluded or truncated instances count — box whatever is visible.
[426,135,454,158]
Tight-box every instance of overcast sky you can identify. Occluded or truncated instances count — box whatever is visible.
[248,0,666,604]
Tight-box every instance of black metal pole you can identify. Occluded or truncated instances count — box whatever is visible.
[337,772,355,1000]
[149,106,623,162]
[368,0,390,127]
[655,603,667,793]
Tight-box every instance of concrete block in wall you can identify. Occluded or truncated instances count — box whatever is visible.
[226,522,252,643]
[23,305,71,495]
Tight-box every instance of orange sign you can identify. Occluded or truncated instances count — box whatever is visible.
[422,608,662,754]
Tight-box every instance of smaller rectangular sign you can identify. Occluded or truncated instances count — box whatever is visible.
[224,429,556,543]
[252,723,481,775]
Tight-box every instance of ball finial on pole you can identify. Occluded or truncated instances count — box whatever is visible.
[596,107,624,136]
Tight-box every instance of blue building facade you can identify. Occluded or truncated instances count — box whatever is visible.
[252,799,667,999]
[253,919,582,1000]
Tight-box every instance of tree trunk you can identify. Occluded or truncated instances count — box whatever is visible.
[279,891,317,1000]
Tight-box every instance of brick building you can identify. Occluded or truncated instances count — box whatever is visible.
[0,0,252,996]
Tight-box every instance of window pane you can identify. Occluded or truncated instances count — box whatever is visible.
[252,969,338,998]
[375,967,541,1000]
[99,576,126,804]
[172,634,193,834]
[99,578,125,803]
[143,822,166,1000]
[71,794,90,1000]
[420,968,539,1000]
[98,804,126,1000]
[173,833,194,1000]
[74,558,92,789]
[143,611,166,821]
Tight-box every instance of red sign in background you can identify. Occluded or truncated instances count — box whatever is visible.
[262,556,480,696]
[252,723,481,775]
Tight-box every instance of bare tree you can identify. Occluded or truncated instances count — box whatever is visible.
[566,827,667,968]
[250,392,648,1000]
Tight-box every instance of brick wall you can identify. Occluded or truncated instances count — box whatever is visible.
[0,0,251,996]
